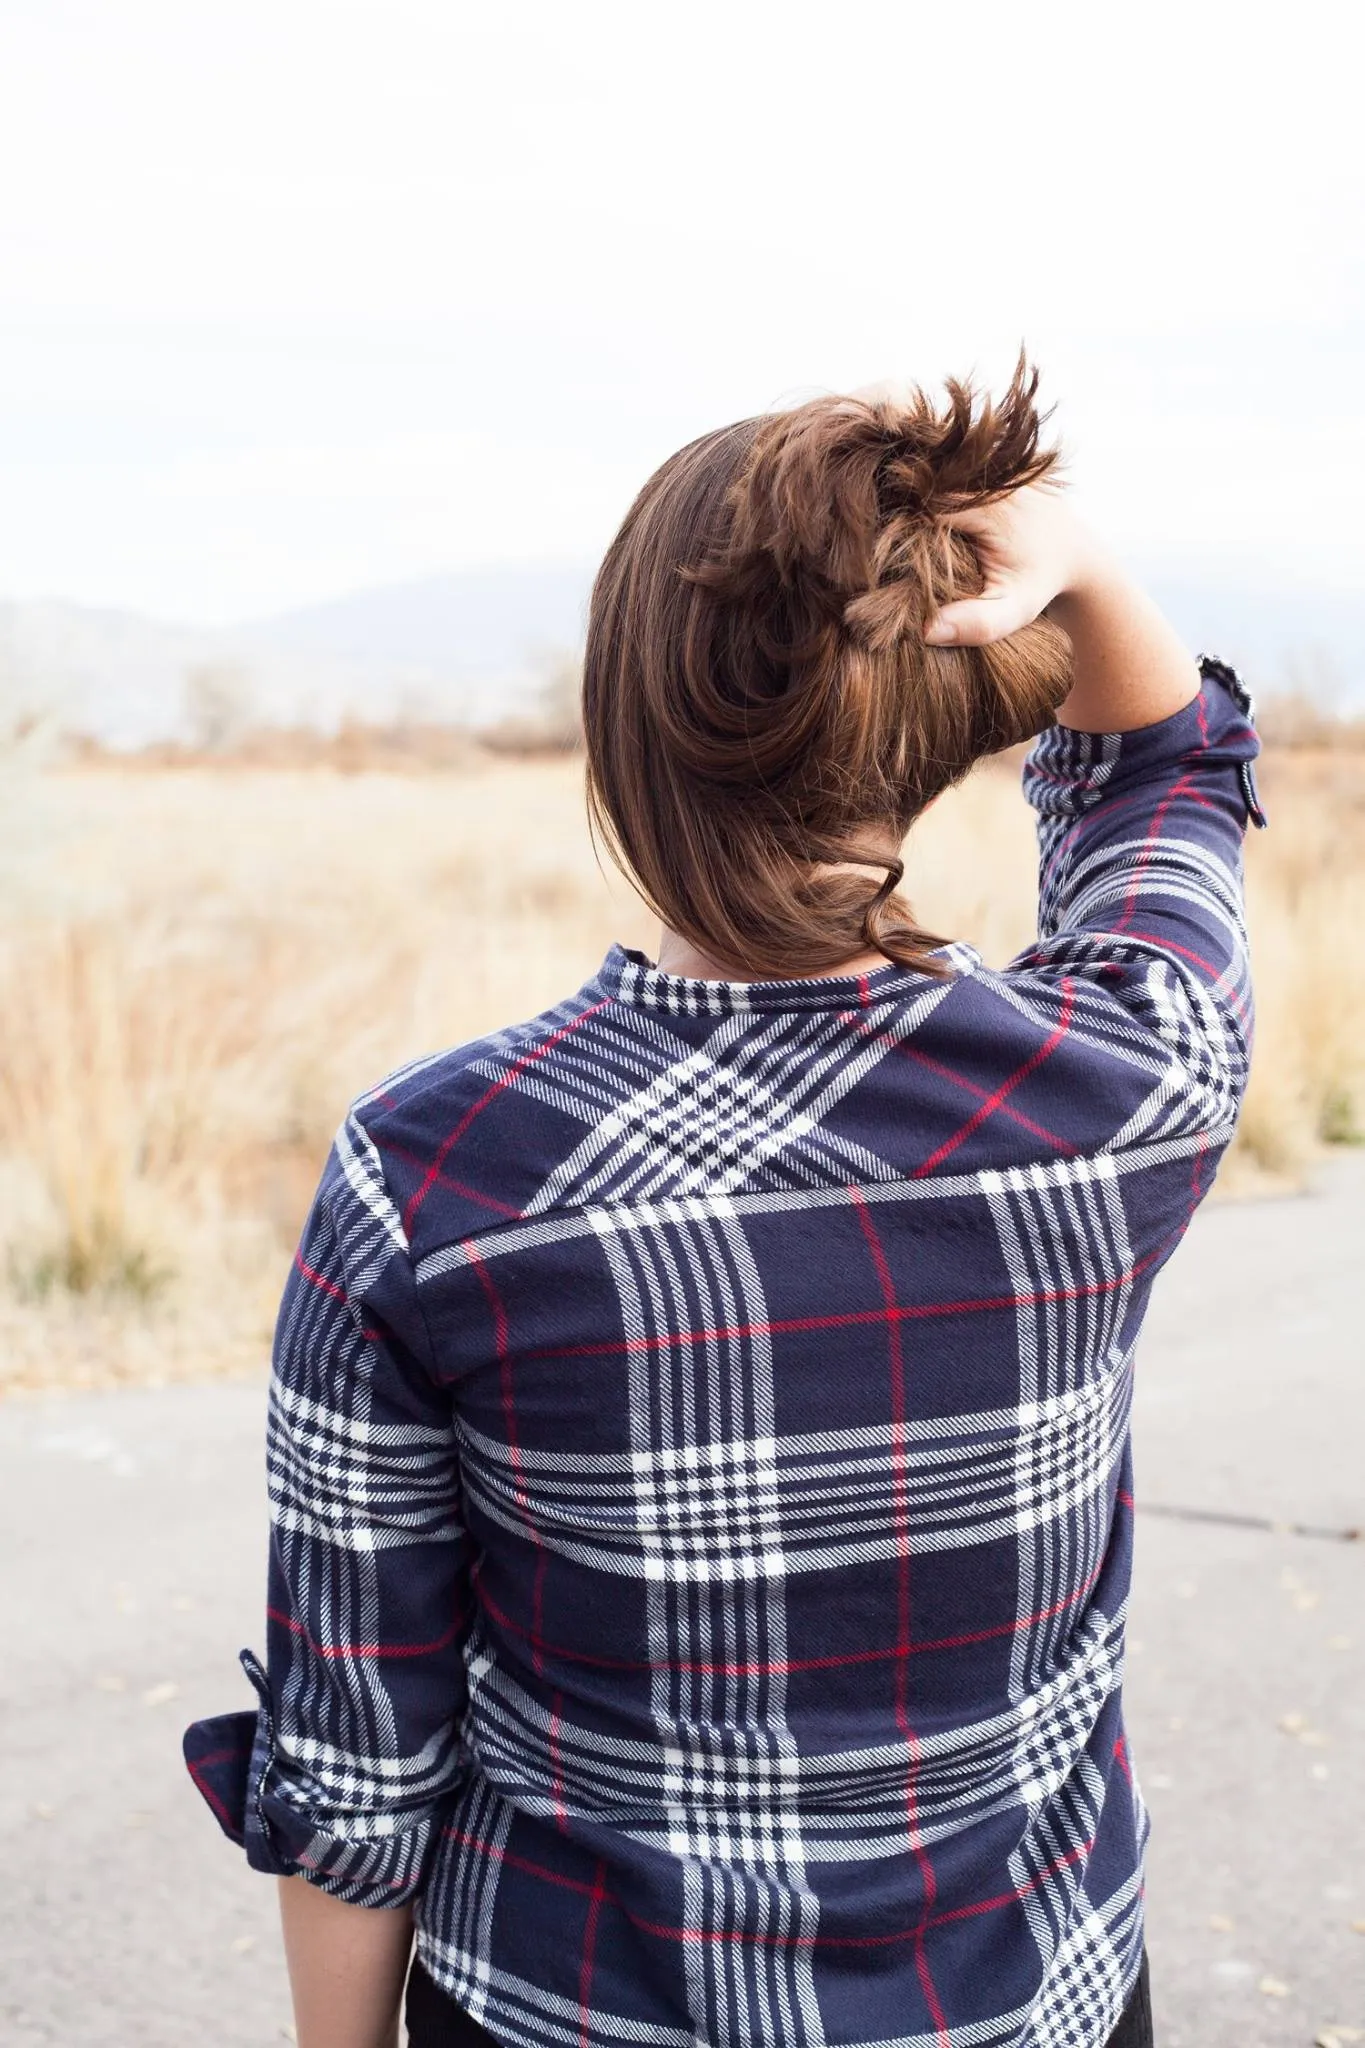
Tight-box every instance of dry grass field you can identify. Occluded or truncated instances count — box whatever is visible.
[1,739,1362,1394]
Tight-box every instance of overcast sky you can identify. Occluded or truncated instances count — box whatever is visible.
[0,0,1360,625]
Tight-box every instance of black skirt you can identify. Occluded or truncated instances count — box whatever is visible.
[405,1948,1155,2047]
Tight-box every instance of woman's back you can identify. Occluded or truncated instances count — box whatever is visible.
[186,369,1262,2048]
[191,662,1258,2045]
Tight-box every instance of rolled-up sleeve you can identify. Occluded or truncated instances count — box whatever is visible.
[1008,654,1265,1147]
[183,1110,474,1906]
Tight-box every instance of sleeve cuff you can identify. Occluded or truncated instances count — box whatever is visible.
[1023,654,1266,830]
[182,1650,439,1905]
[182,1701,256,1850]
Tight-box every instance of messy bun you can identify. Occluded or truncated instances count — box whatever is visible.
[583,356,1072,977]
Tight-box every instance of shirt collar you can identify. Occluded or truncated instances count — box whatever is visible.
[589,940,975,1017]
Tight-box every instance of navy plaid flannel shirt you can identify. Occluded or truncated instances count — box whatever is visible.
[186,658,1263,2048]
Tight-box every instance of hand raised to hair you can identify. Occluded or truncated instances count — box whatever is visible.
[921,485,1107,648]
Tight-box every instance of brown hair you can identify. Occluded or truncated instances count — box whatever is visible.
[582,358,1072,978]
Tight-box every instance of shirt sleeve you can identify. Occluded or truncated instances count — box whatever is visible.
[183,1109,474,1906]
[1008,654,1265,1148]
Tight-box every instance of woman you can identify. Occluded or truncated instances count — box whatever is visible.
[186,361,1262,2048]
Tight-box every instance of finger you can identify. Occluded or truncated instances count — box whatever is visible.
[923,586,1041,647]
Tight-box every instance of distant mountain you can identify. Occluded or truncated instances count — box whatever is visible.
[244,562,594,679]
[0,599,252,748]
[0,563,594,747]
[1,562,1359,749]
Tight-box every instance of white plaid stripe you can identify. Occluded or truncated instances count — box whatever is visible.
[412,1128,1225,1287]
[458,1366,1130,1581]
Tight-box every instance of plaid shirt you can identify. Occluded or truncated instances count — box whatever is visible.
[186,658,1263,2048]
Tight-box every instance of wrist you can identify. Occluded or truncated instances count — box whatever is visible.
[1048,563,1201,736]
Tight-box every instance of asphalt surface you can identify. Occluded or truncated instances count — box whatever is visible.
[1,1157,1361,2048]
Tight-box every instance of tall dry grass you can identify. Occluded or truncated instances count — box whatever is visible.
[1232,751,1365,1174]
[0,743,1361,1392]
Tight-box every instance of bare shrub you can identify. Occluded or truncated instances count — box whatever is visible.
[182,662,256,753]
[481,648,583,755]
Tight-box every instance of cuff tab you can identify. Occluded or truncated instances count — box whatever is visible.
[181,1647,292,1873]
[1240,762,1269,831]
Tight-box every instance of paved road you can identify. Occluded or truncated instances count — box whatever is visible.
[2,1159,1361,2047]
